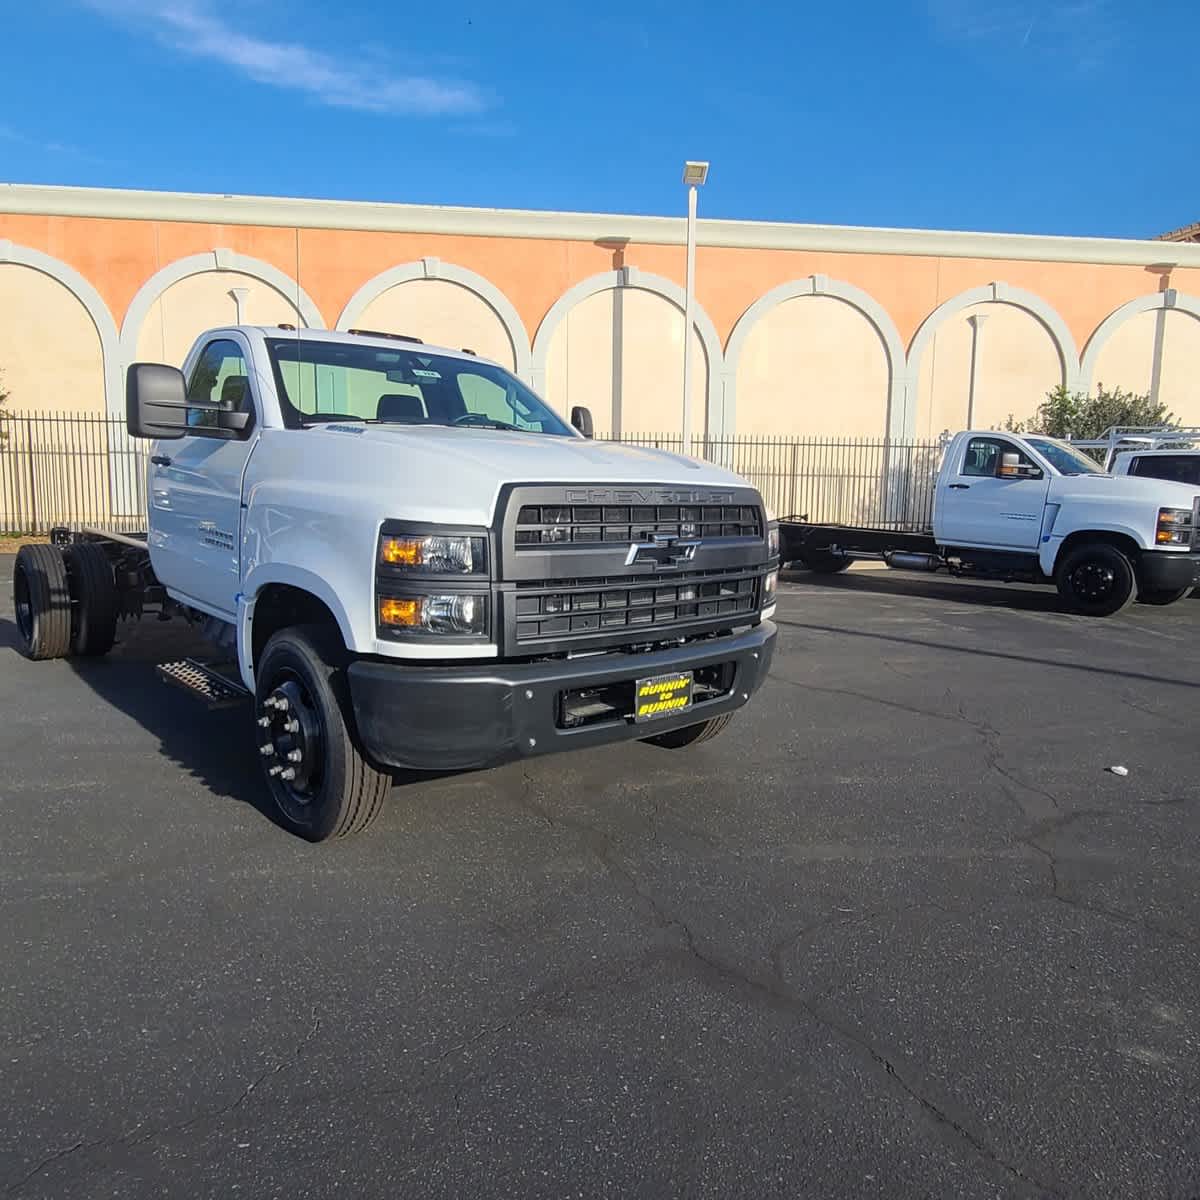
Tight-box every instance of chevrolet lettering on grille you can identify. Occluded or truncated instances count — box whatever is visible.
[624,533,701,570]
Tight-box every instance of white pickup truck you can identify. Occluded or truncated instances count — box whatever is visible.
[13,326,779,840]
[781,429,1200,615]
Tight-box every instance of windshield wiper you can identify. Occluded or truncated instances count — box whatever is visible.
[300,413,366,427]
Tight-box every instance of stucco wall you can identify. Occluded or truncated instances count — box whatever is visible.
[351,278,516,371]
[0,263,104,415]
[134,269,306,366]
[2,185,1200,448]
[542,287,707,433]
[735,296,890,437]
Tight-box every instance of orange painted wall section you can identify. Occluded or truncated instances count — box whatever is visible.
[3,196,1198,433]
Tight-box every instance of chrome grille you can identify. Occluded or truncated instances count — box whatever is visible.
[515,503,762,547]
[513,566,759,644]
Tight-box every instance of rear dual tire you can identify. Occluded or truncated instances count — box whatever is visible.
[797,549,852,574]
[12,542,118,660]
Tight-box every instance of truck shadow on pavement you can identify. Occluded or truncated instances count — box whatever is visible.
[0,614,447,833]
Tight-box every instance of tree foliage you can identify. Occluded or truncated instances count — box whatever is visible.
[1005,384,1175,439]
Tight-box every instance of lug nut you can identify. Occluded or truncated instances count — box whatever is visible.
[257,715,271,727]
[260,743,276,756]
[284,719,300,733]
[268,765,283,777]
[287,749,302,762]
[280,767,296,781]
[275,697,289,712]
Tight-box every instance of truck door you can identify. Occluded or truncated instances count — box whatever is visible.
[938,435,1049,550]
[148,336,257,617]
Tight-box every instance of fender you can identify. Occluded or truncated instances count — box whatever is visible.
[238,564,358,690]
[1040,521,1146,577]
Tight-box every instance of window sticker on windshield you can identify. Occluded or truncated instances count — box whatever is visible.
[411,368,441,379]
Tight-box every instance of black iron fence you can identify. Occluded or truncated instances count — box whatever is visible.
[0,412,946,535]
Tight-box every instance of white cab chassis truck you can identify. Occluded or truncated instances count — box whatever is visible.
[780,430,1200,616]
[13,327,779,840]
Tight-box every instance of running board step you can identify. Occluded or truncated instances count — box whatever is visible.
[157,658,249,708]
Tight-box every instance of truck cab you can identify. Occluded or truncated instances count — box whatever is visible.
[1110,448,1200,488]
[15,325,778,841]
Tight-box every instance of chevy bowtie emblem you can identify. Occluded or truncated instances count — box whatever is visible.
[625,533,701,569]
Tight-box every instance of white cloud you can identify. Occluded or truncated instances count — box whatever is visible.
[0,123,107,163]
[82,0,489,116]
[928,0,1123,69]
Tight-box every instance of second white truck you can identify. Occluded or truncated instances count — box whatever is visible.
[781,429,1200,615]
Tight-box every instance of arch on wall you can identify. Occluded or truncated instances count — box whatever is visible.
[0,239,122,418]
[724,275,907,439]
[119,249,325,361]
[335,257,532,380]
[531,267,724,434]
[904,282,1080,437]
[1079,289,1200,394]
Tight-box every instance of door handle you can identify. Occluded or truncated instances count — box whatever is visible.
[948,483,970,490]
[150,455,172,466]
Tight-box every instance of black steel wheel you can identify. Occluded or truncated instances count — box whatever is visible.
[65,542,118,656]
[1055,543,1137,617]
[642,713,734,749]
[13,544,72,660]
[254,624,389,841]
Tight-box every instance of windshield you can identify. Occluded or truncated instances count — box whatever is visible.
[266,337,575,436]
[1024,437,1106,476]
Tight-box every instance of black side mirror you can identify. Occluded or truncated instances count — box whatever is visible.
[127,363,187,440]
[570,406,594,439]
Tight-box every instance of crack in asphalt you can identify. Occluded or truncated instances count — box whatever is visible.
[4,1016,322,1195]
[502,768,1053,1196]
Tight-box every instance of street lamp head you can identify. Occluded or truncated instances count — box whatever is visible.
[682,161,709,186]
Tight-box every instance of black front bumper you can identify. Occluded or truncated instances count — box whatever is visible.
[347,621,777,772]
[1137,551,1200,592]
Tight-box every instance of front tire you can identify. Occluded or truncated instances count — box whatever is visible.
[13,544,72,660]
[1137,586,1192,606]
[1055,543,1137,617]
[642,713,733,749]
[254,625,390,841]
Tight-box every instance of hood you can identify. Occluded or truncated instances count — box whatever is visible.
[261,424,757,526]
[1048,471,1200,508]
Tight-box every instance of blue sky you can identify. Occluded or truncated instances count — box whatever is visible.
[1,0,1192,238]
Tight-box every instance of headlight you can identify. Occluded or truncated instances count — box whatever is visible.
[379,594,487,636]
[768,522,780,559]
[764,569,778,597]
[1156,507,1193,545]
[379,533,485,574]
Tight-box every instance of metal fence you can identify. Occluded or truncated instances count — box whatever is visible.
[0,412,946,535]
[602,433,944,531]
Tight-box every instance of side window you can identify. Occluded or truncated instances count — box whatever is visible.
[1132,455,1200,486]
[961,437,1033,477]
[458,372,544,432]
[962,438,1003,477]
[185,339,251,431]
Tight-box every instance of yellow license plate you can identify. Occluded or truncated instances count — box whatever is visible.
[634,671,694,723]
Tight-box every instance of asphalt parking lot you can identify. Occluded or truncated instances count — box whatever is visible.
[2,555,1198,1199]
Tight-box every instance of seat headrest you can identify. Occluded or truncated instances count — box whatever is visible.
[377,393,426,423]
[220,375,249,408]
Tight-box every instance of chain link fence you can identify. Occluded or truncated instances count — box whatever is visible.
[1,412,946,535]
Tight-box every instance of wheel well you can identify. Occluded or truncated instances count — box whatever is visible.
[1054,530,1141,573]
[251,584,342,667]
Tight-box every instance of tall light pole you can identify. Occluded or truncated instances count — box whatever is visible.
[681,160,709,453]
